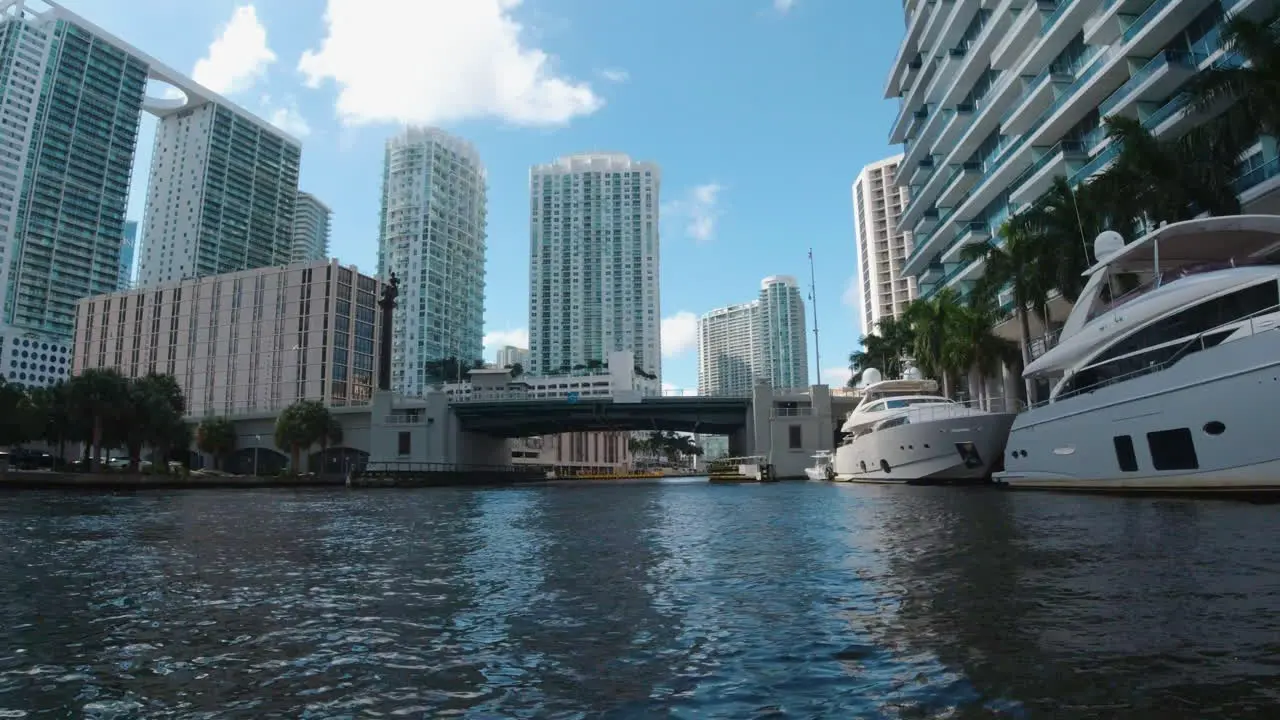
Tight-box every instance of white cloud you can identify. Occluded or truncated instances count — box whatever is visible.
[192,5,276,95]
[298,0,603,127]
[774,0,798,12]
[822,366,853,387]
[661,312,698,358]
[600,68,629,83]
[268,103,311,138]
[664,183,723,243]
[483,328,529,349]
[842,274,860,309]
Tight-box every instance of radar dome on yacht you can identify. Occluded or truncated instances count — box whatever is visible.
[1093,230,1125,262]
[860,368,883,386]
[902,366,923,380]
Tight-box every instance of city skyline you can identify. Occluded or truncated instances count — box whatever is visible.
[62,0,895,395]
[697,275,810,396]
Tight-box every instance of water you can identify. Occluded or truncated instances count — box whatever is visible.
[2,480,1279,718]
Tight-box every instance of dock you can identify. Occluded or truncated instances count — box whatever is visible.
[347,461,547,488]
[708,456,776,483]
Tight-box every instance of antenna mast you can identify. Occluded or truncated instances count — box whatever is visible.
[808,248,821,385]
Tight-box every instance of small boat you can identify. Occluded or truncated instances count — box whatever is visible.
[708,455,776,483]
[804,451,836,481]
[833,369,1016,484]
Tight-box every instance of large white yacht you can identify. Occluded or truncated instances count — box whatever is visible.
[833,370,1018,484]
[997,215,1280,492]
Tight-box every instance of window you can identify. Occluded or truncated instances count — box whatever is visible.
[1113,435,1138,472]
[397,431,411,456]
[788,425,802,449]
[1147,428,1199,471]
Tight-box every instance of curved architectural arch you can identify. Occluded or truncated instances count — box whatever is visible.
[308,447,370,475]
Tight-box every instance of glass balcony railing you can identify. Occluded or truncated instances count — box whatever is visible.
[1121,0,1177,43]
[1040,0,1078,33]
[1098,49,1201,117]
[1068,142,1120,185]
[1234,156,1280,194]
[1008,139,1086,194]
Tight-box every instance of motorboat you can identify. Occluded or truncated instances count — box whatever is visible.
[833,369,1017,484]
[804,451,836,481]
[996,215,1280,492]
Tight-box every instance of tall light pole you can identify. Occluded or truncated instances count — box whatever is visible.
[808,248,822,385]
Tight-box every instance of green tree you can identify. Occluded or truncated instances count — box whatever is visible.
[505,362,525,379]
[949,295,1020,410]
[1186,12,1280,140]
[67,368,130,472]
[847,315,914,386]
[118,373,187,471]
[274,400,333,473]
[196,416,238,470]
[905,288,966,397]
[0,378,31,448]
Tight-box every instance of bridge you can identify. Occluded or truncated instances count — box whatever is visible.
[451,395,754,437]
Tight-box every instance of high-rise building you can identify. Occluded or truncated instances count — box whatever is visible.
[697,275,809,396]
[379,127,487,396]
[0,0,149,340]
[528,153,661,392]
[135,101,302,288]
[119,221,139,291]
[495,345,530,369]
[72,259,382,416]
[292,191,331,263]
[853,154,915,337]
[886,0,1279,313]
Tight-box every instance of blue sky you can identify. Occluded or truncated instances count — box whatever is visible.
[64,0,904,393]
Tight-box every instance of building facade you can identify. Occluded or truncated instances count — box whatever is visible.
[495,345,530,369]
[292,191,332,263]
[72,259,381,417]
[119,221,138,291]
[887,0,1280,314]
[511,433,633,472]
[379,127,486,396]
[135,102,301,288]
[0,0,149,341]
[697,275,809,396]
[853,154,915,337]
[528,153,662,392]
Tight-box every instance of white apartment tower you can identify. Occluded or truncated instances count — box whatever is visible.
[379,127,487,396]
[528,153,661,391]
[698,275,809,396]
[886,0,1280,313]
[291,192,332,262]
[853,154,916,338]
[495,345,530,369]
[135,102,301,287]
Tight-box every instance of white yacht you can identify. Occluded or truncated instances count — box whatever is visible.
[997,215,1280,492]
[804,451,835,481]
[833,370,1017,484]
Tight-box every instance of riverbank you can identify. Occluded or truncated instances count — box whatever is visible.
[0,470,347,490]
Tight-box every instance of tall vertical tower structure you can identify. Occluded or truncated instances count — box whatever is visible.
[528,153,661,392]
[853,154,915,338]
[697,275,808,395]
[119,221,138,291]
[291,191,331,262]
[378,127,486,396]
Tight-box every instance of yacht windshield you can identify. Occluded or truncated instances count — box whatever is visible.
[883,397,948,409]
[1086,258,1279,323]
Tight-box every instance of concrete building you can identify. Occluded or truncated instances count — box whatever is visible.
[495,345,530,370]
[135,101,302,288]
[0,324,73,388]
[697,276,809,396]
[119,221,138,291]
[852,154,915,337]
[379,127,486,396]
[72,259,382,417]
[887,0,1280,327]
[440,350,647,403]
[511,433,633,473]
[528,153,662,392]
[291,192,331,263]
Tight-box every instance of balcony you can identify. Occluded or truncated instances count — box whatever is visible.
[890,58,940,143]
[941,221,992,263]
[1239,157,1280,213]
[1121,0,1216,57]
[1026,47,1129,147]
[1017,0,1107,79]
[919,0,956,58]
[943,255,986,289]
[914,208,942,238]
[953,135,1038,221]
[1067,142,1121,186]
[1001,66,1074,136]
[939,0,1017,108]
[991,1,1057,70]
[1098,49,1199,119]
[928,0,981,64]
[920,263,946,285]
[938,161,982,207]
[1009,139,1088,205]
[1084,0,1148,45]
[909,155,937,187]
[935,102,974,150]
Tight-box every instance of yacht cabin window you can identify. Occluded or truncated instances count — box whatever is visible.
[1056,280,1280,399]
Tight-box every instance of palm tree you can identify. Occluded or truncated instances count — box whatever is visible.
[67,368,129,472]
[904,289,965,397]
[1018,176,1127,302]
[196,416,238,470]
[274,400,333,473]
[950,296,1021,410]
[962,217,1055,403]
[1186,12,1280,140]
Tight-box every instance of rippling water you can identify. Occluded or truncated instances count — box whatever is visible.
[2,480,1280,718]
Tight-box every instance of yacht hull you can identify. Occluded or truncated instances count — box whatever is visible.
[834,413,1016,484]
[997,328,1280,492]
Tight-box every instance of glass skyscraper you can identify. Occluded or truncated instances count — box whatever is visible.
[119,220,137,290]
[697,275,809,396]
